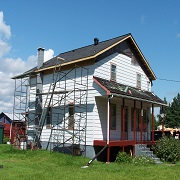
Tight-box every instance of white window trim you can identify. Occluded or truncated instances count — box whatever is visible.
[110,63,116,81]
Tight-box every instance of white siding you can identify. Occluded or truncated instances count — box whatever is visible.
[38,51,152,147]
[94,53,151,91]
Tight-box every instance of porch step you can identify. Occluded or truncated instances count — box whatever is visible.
[135,144,162,164]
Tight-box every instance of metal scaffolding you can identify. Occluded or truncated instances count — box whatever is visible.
[12,77,29,148]
[13,64,88,156]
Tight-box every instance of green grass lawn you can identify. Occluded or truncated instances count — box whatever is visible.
[0,144,179,180]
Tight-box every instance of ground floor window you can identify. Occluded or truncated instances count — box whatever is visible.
[46,107,52,129]
[68,104,74,130]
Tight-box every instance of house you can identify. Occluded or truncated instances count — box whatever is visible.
[0,112,12,138]
[12,33,166,162]
[0,112,26,146]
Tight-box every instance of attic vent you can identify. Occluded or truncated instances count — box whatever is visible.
[94,38,99,45]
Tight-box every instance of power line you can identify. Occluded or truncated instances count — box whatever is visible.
[157,78,180,83]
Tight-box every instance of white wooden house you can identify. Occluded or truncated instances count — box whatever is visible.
[12,33,166,162]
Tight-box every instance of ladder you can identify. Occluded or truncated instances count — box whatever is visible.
[35,57,64,148]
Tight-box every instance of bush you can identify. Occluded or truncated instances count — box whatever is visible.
[115,152,132,163]
[133,155,155,166]
[152,135,180,163]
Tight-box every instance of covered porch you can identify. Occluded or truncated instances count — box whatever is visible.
[93,76,166,162]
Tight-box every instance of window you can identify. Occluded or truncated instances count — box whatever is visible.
[137,74,141,89]
[68,104,74,130]
[46,107,52,128]
[110,64,116,81]
[110,104,116,130]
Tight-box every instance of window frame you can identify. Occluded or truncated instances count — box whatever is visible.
[110,63,116,81]
[136,73,141,89]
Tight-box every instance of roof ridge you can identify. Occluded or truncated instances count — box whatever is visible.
[58,33,131,56]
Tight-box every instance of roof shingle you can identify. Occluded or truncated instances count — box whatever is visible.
[93,76,165,105]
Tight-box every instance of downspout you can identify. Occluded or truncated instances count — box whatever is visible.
[133,100,136,156]
[107,94,113,162]
[82,94,113,168]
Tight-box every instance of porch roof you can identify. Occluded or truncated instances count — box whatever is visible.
[93,76,166,106]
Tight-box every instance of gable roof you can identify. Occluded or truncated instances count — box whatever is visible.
[0,112,12,123]
[13,33,156,80]
[93,76,166,106]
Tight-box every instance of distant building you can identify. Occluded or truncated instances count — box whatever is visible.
[0,112,12,138]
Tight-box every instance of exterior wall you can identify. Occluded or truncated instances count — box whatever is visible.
[93,97,152,142]
[94,53,151,91]
[40,66,98,146]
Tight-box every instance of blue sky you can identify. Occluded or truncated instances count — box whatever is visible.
[0,0,180,113]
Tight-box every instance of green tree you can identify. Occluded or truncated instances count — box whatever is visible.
[164,93,180,128]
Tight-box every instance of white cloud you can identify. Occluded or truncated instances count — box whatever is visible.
[0,11,54,114]
[0,11,11,58]
[44,49,54,62]
[0,11,11,40]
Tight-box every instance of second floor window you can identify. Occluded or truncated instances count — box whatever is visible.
[137,73,141,89]
[110,64,116,81]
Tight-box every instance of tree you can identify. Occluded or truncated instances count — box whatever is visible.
[163,93,180,128]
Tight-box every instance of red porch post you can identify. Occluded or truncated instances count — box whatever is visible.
[140,102,143,144]
[122,99,125,152]
[152,104,154,142]
[133,100,136,143]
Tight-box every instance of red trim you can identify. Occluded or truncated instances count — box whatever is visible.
[94,140,156,147]
[93,77,110,95]
[94,140,135,147]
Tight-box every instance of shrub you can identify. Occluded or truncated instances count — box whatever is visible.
[115,151,132,163]
[152,135,180,163]
[133,155,155,166]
